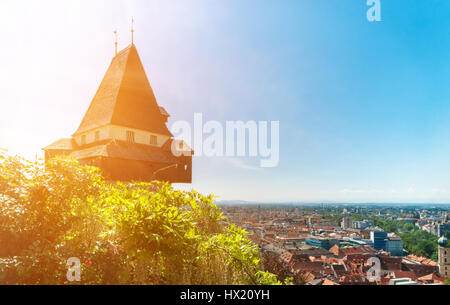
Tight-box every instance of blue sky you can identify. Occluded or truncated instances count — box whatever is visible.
[0,0,449,203]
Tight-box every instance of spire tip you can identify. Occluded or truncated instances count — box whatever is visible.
[131,17,135,45]
[114,29,118,56]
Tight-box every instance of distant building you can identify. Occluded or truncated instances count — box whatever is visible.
[438,236,449,277]
[430,223,441,237]
[293,244,332,257]
[398,218,416,224]
[342,236,374,248]
[370,229,387,251]
[330,244,378,257]
[415,220,427,229]
[424,222,450,237]
[389,278,417,285]
[385,236,403,256]
[341,217,353,230]
[305,236,330,250]
[438,222,450,237]
[352,220,373,230]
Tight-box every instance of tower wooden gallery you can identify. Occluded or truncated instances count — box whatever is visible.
[43,37,193,183]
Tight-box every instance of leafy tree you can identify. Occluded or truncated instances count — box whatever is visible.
[0,151,282,285]
[371,217,438,259]
[445,231,450,240]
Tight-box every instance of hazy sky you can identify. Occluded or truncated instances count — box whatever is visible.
[1,0,450,203]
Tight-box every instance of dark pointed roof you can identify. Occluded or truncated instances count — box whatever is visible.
[73,44,173,137]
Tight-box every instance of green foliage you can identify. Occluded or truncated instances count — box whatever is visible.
[255,271,292,285]
[0,151,281,285]
[445,231,450,241]
[371,217,438,259]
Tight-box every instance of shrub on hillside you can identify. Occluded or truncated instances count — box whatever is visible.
[0,150,281,285]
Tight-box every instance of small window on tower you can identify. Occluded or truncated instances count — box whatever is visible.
[150,135,157,145]
[179,141,183,150]
[126,131,135,143]
[81,135,86,145]
[95,131,100,142]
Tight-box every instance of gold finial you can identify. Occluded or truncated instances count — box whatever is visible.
[131,17,135,45]
[114,29,118,56]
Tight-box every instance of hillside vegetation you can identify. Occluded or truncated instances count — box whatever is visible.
[0,150,282,285]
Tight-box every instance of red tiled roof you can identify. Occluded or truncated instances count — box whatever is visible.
[403,263,438,278]
[403,254,438,266]
[345,254,376,264]
[301,272,315,283]
[342,248,362,255]
[280,251,293,264]
[292,262,333,278]
[329,245,340,256]
[379,255,402,271]
[339,275,365,284]
[338,245,378,257]
[417,273,445,283]
[322,278,340,285]
[393,271,417,281]
[292,262,326,272]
